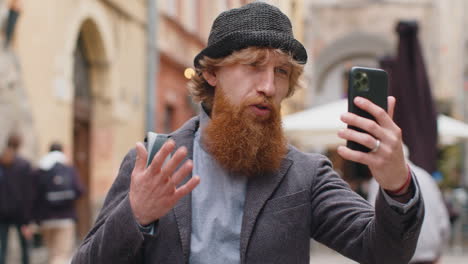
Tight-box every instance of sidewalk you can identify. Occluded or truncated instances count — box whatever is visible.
[310,242,468,264]
[5,228,48,264]
[310,253,467,264]
[5,227,468,263]
[310,251,467,264]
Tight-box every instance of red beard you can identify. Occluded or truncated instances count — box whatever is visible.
[203,90,287,177]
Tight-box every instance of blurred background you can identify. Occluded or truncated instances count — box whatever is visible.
[1,0,468,263]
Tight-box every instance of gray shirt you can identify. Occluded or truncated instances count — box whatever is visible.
[189,110,247,264]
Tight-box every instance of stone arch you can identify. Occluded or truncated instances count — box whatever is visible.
[313,32,393,95]
[60,1,115,238]
[62,1,115,102]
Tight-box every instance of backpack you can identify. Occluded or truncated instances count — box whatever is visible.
[41,163,78,208]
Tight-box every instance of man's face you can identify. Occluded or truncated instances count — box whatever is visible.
[204,51,292,118]
[202,50,291,176]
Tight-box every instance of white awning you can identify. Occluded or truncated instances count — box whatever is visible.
[283,99,468,148]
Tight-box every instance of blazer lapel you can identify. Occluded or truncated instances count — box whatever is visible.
[170,117,199,263]
[239,157,293,263]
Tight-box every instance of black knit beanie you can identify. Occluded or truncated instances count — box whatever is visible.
[193,2,307,68]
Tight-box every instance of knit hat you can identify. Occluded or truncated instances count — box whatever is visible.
[194,2,307,68]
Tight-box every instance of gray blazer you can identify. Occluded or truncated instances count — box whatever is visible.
[72,116,424,264]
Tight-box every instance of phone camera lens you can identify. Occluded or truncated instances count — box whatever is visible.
[361,78,368,86]
[354,72,363,80]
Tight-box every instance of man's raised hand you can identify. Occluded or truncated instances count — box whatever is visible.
[129,140,200,226]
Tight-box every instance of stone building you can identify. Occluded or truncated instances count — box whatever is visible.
[8,0,147,237]
[302,0,466,115]
[0,0,36,161]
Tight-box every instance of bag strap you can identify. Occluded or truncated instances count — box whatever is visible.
[145,132,170,167]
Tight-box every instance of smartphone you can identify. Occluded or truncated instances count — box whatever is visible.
[346,66,388,153]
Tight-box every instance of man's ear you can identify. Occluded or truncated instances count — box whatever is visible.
[202,71,217,87]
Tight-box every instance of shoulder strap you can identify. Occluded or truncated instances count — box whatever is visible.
[145,132,170,167]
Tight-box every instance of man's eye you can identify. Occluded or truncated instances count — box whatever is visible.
[276,67,290,76]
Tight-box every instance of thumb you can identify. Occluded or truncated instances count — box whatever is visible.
[133,142,148,173]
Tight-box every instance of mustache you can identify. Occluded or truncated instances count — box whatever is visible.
[243,96,275,109]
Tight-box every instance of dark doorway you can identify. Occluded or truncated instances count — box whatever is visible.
[73,33,92,240]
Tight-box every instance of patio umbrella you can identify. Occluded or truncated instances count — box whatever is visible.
[389,21,438,174]
[283,99,468,148]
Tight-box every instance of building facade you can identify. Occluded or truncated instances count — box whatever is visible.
[9,0,147,237]
[303,0,466,115]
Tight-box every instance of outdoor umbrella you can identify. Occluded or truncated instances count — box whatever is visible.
[283,99,468,149]
[389,21,438,174]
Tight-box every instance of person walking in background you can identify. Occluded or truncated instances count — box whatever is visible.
[0,133,33,264]
[34,142,84,264]
[368,145,450,264]
[72,2,424,263]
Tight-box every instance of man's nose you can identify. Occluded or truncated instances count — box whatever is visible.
[257,68,275,97]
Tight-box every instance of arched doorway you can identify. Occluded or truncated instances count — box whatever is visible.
[68,15,112,240]
[73,33,92,239]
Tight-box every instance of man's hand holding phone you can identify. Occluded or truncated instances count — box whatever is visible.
[337,96,409,194]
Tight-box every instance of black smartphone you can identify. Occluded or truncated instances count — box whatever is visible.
[346,66,388,152]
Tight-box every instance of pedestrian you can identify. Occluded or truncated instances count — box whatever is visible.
[0,132,33,264]
[368,145,450,264]
[72,2,424,264]
[34,142,84,264]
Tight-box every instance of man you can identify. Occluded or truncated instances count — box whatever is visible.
[0,133,33,264]
[368,145,450,264]
[35,142,84,264]
[72,2,423,263]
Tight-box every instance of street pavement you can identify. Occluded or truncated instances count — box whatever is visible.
[310,242,468,264]
[7,245,468,264]
[309,252,467,264]
[4,229,468,263]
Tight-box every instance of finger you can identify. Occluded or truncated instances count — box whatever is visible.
[340,112,387,141]
[353,97,393,128]
[337,128,378,150]
[173,176,200,201]
[133,142,148,173]
[387,96,396,120]
[148,139,176,175]
[171,160,194,186]
[159,146,188,182]
[337,145,375,165]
